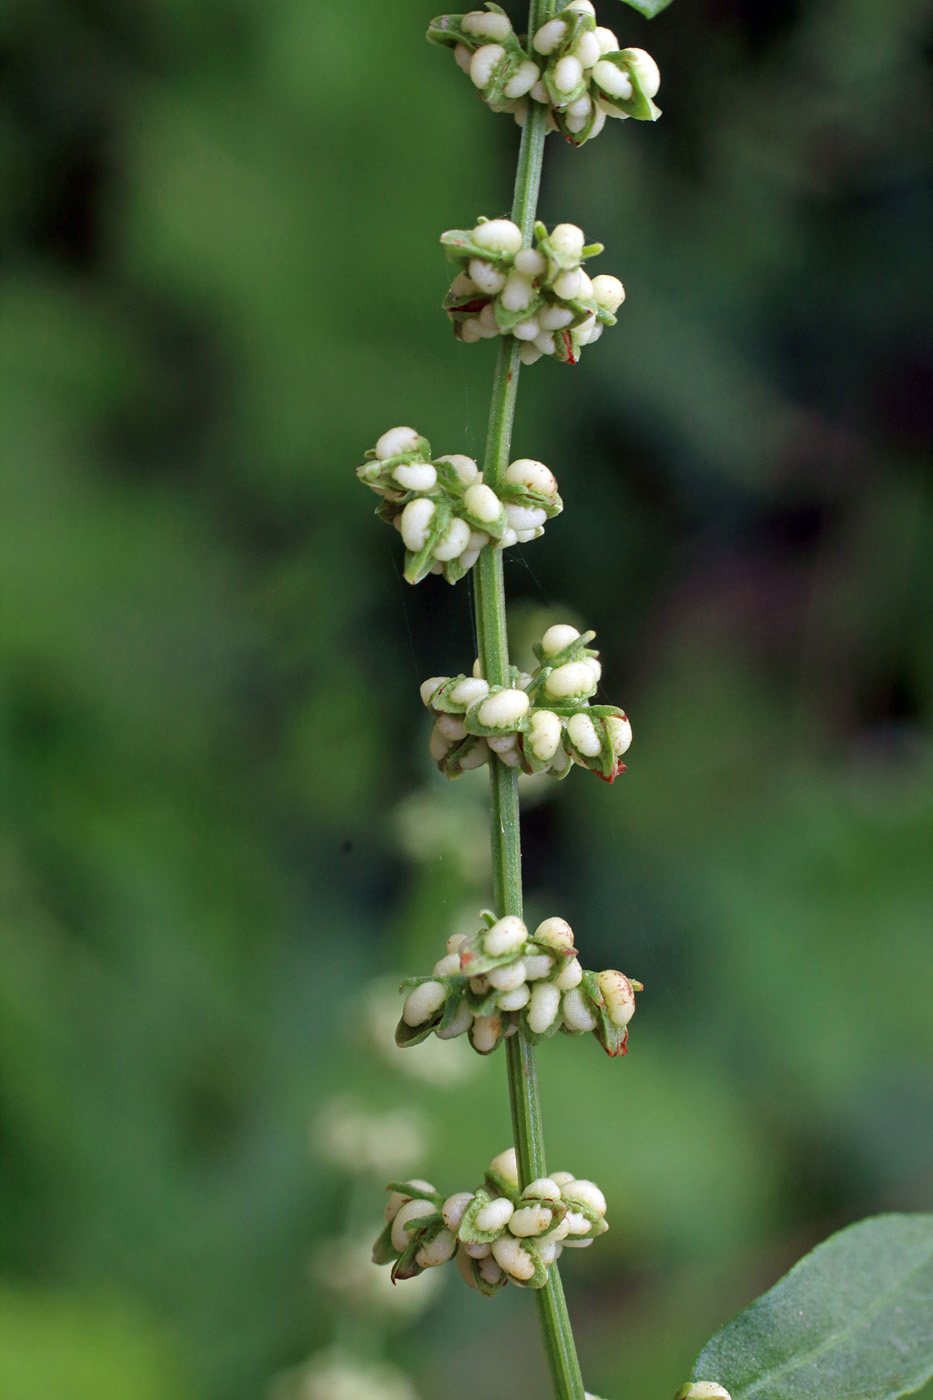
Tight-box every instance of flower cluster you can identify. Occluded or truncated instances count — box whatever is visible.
[372,1147,608,1292]
[421,623,632,780]
[356,426,562,583]
[441,218,624,365]
[397,911,640,1058]
[427,2,661,145]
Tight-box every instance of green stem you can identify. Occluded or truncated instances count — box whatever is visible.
[471,11,586,1396]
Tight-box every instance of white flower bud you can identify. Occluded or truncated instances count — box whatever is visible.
[428,723,452,761]
[622,46,661,97]
[527,982,561,1034]
[527,709,563,761]
[553,54,583,95]
[435,997,474,1040]
[470,43,506,89]
[582,655,602,684]
[460,319,483,344]
[416,1228,457,1268]
[468,258,507,295]
[462,482,502,525]
[563,1236,594,1249]
[433,952,461,976]
[375,426,421,460]
[596,969,636,1027]
[549,223,586,261]
[488,1147,518,1185]
[591,274,625,314]
[553,956,582,990]
[565,0,596,14]
[577,269,594,300]
[392,461,437,492]
[435,712,468,741]
[497,983,530,1010]
[512,319,541,342]
[592,59,633,101]
[504,503,547,534]
[391,1198,437,1253]
[519,343,543,366]
[472,658,484,678]
[588,107,607,139]
[532,17,567,54]
[564,95,593,134]
[449,676,490,707]
[420,676,447,707]
[454,42,473,73]
[504,59,540,100]
[509,1204,553,1237]
[470,1012,503,1053]
[447,931,469,954]
[467,530,489,550]
[564,1209,592,1237]
[491,1233,536,1280]
[550,1171,574,1187]
[385,1179,436,1223]
[537,1238,562,1266]
[562,1179,607,1216]
[533,915,575,951]
[567,712,602,758]
[474,1196,515,1233]
[435,452,479,483]
[573,30,601,69]
[552,267,583,300]
[481,912,526,957]
[605,713,632,756]
[504,458,557,494]
[562,986,597,1032]
[678,1388,732,1400]
[523,953,554,980]
[538,304,575,330]
[489,959,527,991]
[458,739,490,770]
[514,247,547,277]
[432,516,472,561]
[544,661,597,699]
[594,26,619,55]
[476,687,530,729]
[401,498,436,552]
[500,271,536,312]
[461,9,513,40]
[472,218,523,254]
[469,975,489,995]
[402,980,447,1027]
[442,1192,475,1233]
[478,1252,504,1285]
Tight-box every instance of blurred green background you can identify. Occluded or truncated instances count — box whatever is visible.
[1,0,931,1397]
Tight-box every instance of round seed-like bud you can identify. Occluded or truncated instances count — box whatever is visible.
[470,1012,503,1053]
[532,17,567,54]
[533,916,575,951]
[562,986,598,1032]
[537,1238,562,1266]
[553,956,583,990]
[592,59,632,100]
[622,46,661,98]
[504,59,541,100]
[523,953,555,981]
[375,426,420,460]
[527,709,562,761]
[549,223,586,261]
[385,1179,436,1223]
[416,1228,457,1268]
[472,218,523,254]
[458,739,490,770]
[505,503,547,532]
[484,915,528,957]
[489,959,527,991]
[436,998,474,1040]
[514,247,547,278]
[504,458,558,495]
[442,1192,475,1233]
[428,723,452,762]
[400,498,436,552]
[496,983,530,1011]
[433,952,461,976]
[509,1204,553,1237]
[500,270,536,312]
[489,1147,519,1185]
[544,661,597,700]
[476,688,530,729]
[562,1179,607,1216]
[433,516,472,562]
[447,931,469,954]
[474,1196,515,1234]
[468,258,507,295]
[550,1171,575,1187]
[552,267,583,300]
[564,1209,592,1237]
[541,623,581,655]
[435,453,479,483]
[512,319,540,342]
[449,676,490,707]
[676,1388,732,1400]
[402,980,447,1027]
[420,675,447,707]
[461,9,513,40]
[392,461,437,492]
[553,54,584,94]
[391,1198,437,1253]
[597,969,636,1027]
[538,304,575,331]
[594,26,619,55]
[591,274,626,314]
[470,42,506,89]
[573,30,601,69]
[523,1177,563,1201]
[462,482,503,524]
[565,0,596,14]
[491,1233,536,1280]
[605,713,632,756]
[567,712,602,758]
[435,712,468,741]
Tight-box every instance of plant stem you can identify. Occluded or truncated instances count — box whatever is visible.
[471,7,586,1394]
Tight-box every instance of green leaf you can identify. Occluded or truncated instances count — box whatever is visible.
[613,0,676,16]
[692,1214,933,1400]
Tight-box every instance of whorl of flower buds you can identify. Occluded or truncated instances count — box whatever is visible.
[427,3,661,146]
[372,1147,609,1291]
[396,912,642,1059]
[441,218,623,365]
[420,625,632,781]
[356,428,562,583]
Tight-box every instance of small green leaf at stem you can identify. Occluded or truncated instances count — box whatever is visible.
[691,1213,933,1400]
[614,0,675,16]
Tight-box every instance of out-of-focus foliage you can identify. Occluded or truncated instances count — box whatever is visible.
[0,0,930,1398]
